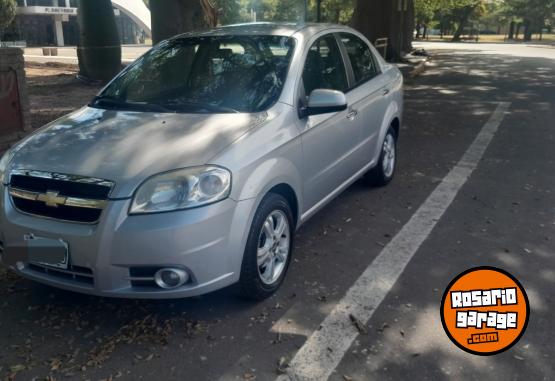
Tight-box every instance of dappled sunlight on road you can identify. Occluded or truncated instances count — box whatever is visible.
[414,42,555,60]
[405,50,555,105]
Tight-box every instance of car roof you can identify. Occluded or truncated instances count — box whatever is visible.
[174,22,354,39]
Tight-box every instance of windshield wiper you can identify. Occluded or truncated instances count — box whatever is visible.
[90,94,126,108]
[91,95,240,114]
[162,100,240,114]
[90,95,175,113]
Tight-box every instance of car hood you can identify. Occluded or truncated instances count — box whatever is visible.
[9,107,267,198]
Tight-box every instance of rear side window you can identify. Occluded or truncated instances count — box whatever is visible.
[302,35,348,96]
[340,33,379,86]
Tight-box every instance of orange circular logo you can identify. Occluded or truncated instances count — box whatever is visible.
[441,267,529,355]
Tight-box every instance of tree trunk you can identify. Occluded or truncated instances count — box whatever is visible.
[77,0,121,81]
[352,0,413,61]
[440,19,444,38]
[451,6,474,42]
[352,0,390,57]
[403,0,414,52]
[515,23,521,39]
[151,0,207,44]
[523,20,532,41]
[423,25,428,39]
[200,0,218,27]
[508,21,514,39]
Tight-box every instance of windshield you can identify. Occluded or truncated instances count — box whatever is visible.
[91,35,296,114]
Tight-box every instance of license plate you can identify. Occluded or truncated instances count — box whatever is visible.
[25,234,69,270]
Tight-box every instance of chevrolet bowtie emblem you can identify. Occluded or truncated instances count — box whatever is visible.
[36,190,67,208]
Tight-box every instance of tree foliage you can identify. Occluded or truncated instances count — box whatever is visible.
[308,0,355,23]
[413,0,491,40]
[505,0,554,39]
[414,0,554,41]
[0,0,16,31]
[147,0,555,61]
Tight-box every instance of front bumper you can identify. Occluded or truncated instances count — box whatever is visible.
[0,185,256,298]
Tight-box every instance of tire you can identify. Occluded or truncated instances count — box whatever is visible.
[364,127,397,187]
[239,193,294,300]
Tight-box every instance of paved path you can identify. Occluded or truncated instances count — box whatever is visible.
[1,43,554,381]
[23,45,150,64]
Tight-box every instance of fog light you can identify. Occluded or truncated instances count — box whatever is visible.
[154,268,189,289]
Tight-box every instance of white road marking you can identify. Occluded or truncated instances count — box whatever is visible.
[276,102,511,381]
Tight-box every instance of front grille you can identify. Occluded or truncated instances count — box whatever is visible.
[11,174,111,199]
[28,263,94,286]
[8,170,114,224]
[12,198,103,223]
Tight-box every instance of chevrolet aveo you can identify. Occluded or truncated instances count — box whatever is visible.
[0,23,403,300]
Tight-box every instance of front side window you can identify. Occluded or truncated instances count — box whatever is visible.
[302,35,348,96]
[92,35,295,113]
[340,33,379,86]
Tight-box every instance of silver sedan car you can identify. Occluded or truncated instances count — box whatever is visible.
[0,23,403,299]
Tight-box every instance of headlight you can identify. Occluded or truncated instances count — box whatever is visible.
[0,149,13,184]
[129,166,231,214]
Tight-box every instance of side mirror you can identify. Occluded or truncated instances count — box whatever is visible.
[302,89,348,118]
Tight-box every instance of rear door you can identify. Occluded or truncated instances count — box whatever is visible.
[338,32,390,165]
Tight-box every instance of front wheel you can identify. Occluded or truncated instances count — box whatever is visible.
[364,127,397,186]
[239,193,294,300]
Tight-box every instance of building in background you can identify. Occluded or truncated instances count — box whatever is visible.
[1,0,151,47]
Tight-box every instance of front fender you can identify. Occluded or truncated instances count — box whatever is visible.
[235,156,303,224]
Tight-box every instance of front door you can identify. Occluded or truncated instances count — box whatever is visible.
[296,33,363,213]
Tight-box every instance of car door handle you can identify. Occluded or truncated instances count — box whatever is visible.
[382,88,390,96]
[346,109,358,120]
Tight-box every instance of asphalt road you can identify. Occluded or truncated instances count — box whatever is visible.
[1,42,554,381]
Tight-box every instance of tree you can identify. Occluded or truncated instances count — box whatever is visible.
[505,0,554,40]
[450,1,481,41]
[245,0,305,22]
[77,0,122,81]
[310,0,355,23]
[352,0,414,61]
[215,0,241,25]
[0,0,16,35]
[151,0,208,43]
[415,0,437,38]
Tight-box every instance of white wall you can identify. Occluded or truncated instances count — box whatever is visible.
[111,0,151,37]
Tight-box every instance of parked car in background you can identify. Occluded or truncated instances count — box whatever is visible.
[0,22,403,300]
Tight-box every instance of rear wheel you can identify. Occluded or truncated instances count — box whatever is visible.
[239,193,294,300]
[364,127,397,186]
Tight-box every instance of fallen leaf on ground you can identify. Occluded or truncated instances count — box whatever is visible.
[277,356,289,374]
[349,314,367,334]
